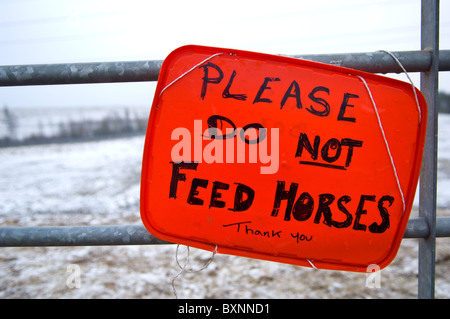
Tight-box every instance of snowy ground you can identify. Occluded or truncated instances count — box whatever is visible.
[1,115,450,299]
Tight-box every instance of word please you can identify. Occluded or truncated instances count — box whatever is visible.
[199,62,359,122]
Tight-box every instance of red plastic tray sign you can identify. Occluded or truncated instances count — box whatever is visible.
[140,45,427,272]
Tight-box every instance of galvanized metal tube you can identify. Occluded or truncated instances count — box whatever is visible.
[292,50,433,74]
[295,50,449,73]
[1,51,449,87]
[0,225,172,247]
[436,217,450,237]
[403,217,450,238]
[418,0,439,299]
[403,217,430,238]
[0,60,163,86]
[440,50,450,71]
[0,218,449,247]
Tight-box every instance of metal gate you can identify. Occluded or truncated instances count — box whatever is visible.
[0,0,449,299]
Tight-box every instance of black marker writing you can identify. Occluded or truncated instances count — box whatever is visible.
[198,62,360,123]
[223,221,282,238]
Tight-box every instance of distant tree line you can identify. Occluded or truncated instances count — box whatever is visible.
[1,106,148,147]
[2,91,450,147]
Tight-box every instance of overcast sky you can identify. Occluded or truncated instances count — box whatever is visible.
[0,0,449,108]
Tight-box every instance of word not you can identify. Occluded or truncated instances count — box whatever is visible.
[270,181,394,234]
[171,115,279,174]
[199,62,359,122]
[169,162,255,211]
[296,132,363,170]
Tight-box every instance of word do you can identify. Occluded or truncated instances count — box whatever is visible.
[171,115,279,174]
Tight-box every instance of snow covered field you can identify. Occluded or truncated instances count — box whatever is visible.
[1,114,450,299]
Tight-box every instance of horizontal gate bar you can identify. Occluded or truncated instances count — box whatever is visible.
[295,50,450,73]
[0,217,449,247]
[0,60,163,86]
[403,217,450,238]
[0,224,172,247]
[1,50,449,87]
